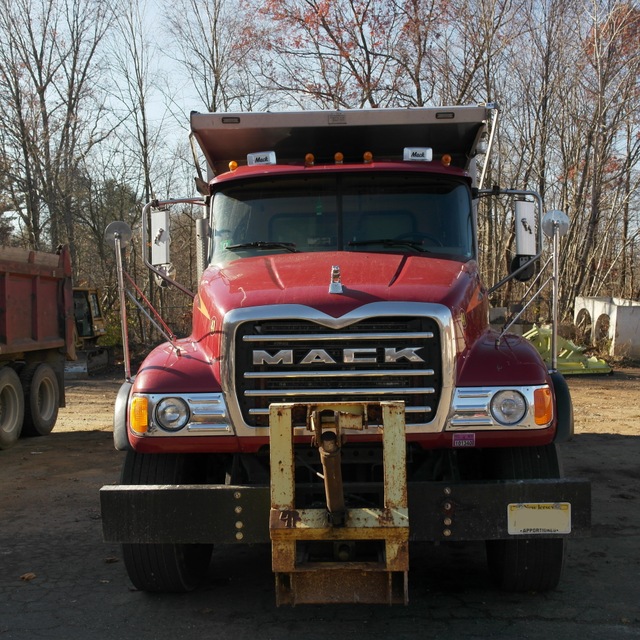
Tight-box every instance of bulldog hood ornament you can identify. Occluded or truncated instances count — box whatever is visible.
[329,265,343,294]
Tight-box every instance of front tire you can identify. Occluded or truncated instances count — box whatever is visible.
[121,451,213,592]
[484,445,565,592]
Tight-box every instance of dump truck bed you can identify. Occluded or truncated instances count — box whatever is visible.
[0,246,75,360]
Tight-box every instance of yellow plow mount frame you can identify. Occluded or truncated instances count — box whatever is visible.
[269,401,409,605]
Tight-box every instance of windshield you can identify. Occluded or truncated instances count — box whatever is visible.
[210,173,474,262]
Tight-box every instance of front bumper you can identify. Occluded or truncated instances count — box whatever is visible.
[101,478,590,544]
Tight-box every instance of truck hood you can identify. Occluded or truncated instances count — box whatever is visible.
[200,252,478,318]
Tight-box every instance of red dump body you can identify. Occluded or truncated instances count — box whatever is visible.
[0,246,75,362]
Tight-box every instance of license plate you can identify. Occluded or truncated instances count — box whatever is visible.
[507,502,571,535]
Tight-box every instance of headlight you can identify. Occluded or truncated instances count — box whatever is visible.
[490,390,527,425]
[155,397,190,431]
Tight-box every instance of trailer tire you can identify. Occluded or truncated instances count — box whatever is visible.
[0,367,25,449]
[484,444,565,592]
[21,363,59,437]
[121,451,213,592]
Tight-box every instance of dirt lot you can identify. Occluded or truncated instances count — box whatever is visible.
[1,368,639,639]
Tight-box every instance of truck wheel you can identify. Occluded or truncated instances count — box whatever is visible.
[0,367,25,449]
[21,363,60,437]
[120,451,213,592]
[484,445,565,592]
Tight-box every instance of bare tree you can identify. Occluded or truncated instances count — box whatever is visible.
[249,0,406,108]
[558,1,640,315]
[0,0,113,264]
[476,0,581,306]
[108,0,170,205]
[387,0,450,106]
[162,0,263,112]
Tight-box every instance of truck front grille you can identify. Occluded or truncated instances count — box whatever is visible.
[233,317,442,428]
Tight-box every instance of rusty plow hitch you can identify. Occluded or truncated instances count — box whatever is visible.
[269,401,409,605]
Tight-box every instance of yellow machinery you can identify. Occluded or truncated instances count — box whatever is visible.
[65,288,109,376]
[524,325,611,375]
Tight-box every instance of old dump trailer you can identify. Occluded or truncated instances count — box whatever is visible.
[0,246,75,449]
[101,105,590,604]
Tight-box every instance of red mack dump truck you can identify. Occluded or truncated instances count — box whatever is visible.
[100,104,590,605]
[0,246,75,449]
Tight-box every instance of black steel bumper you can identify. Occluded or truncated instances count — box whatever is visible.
[100,478,590,544]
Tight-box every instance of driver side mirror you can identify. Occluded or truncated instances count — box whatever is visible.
[510,200,537,281]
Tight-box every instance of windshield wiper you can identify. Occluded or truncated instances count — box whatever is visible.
[347,239,428,252]
[226,241,298,253]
